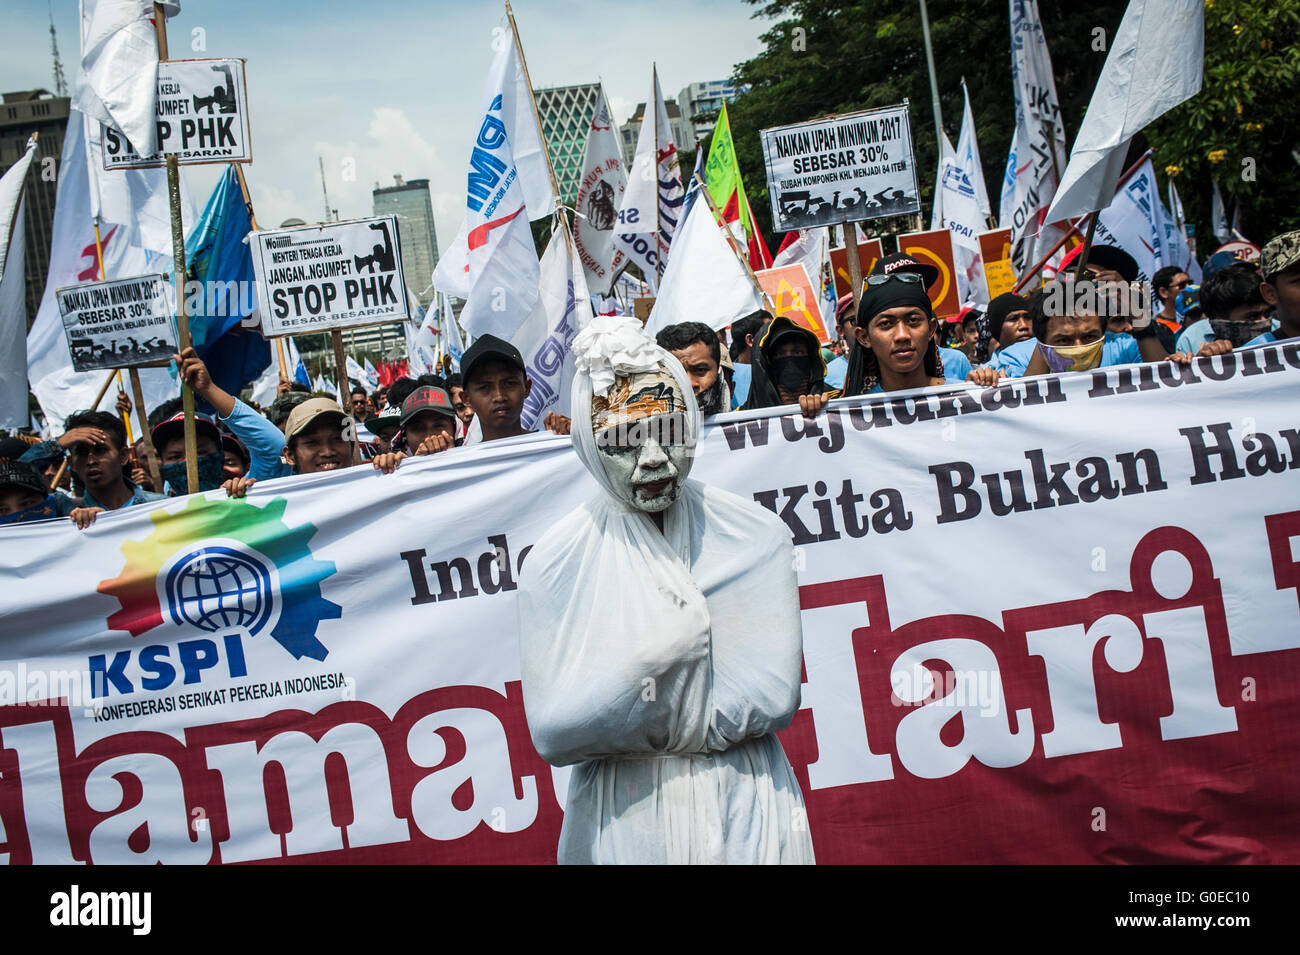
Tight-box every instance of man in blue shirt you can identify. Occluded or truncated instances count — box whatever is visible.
[54,410,164,528]
[1176,263,1273,352]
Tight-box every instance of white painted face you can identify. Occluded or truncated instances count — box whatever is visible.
[596,413,691,512]
[591,370,691,512]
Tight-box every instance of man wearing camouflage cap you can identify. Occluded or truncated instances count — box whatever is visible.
[1247,230,1300,347]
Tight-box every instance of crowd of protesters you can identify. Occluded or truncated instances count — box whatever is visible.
[2,227,1297,528]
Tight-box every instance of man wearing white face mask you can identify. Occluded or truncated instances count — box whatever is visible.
[516,316,814,865]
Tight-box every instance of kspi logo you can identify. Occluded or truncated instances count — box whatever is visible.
[92,497,339,698]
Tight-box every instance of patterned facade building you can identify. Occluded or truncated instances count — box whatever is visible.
[533,83,602,207]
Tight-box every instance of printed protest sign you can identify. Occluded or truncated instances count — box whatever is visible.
[251,216,411,335]
[898,228,961,318]
[756,264,830,343]
[760,104,920,232]
[829,238,884,297]
[101,58,251,169]
[56,274,175,372]
[979,228,1016,298]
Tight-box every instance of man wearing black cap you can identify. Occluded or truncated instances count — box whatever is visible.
[843,273,948,395]
[985,292,1033,351]
[0,454,79,525]
[368,385,460,474]
[460,334,571,442]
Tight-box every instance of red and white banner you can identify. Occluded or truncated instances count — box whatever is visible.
[3,344,1299,863]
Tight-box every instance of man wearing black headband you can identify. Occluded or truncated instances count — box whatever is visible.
[843,274,948,394]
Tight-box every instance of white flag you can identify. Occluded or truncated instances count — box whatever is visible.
[444,35,547,341]
[73,0,180,160]
[1045,0,1204,222]
[615,69,685,291]
[1092,157,1168,282]
[514,225,593,428]
[404,293,440,377]
[364,358,379,388]
[644,200,764,337]
[26,110,180,433]
[999,0,1070,274]
[1210,181,1232,245]
[573,89,630,296]
[1159,182,1201,282]
[0,197,28,428]
[930,130,957,232]
[345,355,373,394]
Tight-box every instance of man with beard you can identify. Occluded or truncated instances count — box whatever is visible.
[655,321,730,416]
[739,315,838,416]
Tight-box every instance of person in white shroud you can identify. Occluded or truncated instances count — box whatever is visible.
[517,315,815,865]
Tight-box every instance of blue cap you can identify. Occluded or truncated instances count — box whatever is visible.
[1175,286,1203,320]
[1202,250,1258,281]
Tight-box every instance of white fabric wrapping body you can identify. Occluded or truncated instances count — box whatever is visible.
[518,479,814,864]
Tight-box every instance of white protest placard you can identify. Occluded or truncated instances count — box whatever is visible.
[760,104,920,232]
[100,58,252,169]
[250,216,411,335]
[56,274,176,373]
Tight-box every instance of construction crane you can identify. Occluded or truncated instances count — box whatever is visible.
[318,156,333,223]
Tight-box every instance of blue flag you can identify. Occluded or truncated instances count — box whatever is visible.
[185,165,270,400]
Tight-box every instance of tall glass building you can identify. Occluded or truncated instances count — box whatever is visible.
[533,83,601,207]
[372,175,438,307]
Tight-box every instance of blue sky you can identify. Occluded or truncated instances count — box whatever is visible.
[4,0,769,253]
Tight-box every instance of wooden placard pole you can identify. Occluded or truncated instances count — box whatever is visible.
[331,329,348,405]
[842,221,865,313]
[128,367,163,491]
[152,3,197,494]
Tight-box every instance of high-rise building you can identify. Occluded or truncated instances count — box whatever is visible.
[372,175,438,308]
[533,83,601,207]
[618,99,692,170]
[0,89,70,323]
[676,80,746,140]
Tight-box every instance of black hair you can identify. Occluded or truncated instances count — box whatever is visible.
[386,377,419,409]
[349,385,367,399]
[656,321,720,365]
[444,373,463,390]
[1199,266,1263,321]
[415,374,446,389]
[1152,265,1185,301]
[65,410,126,450]
[290,381,310,394]
[728,311,768,361]
[1028,287,1052,342]
[148,397,183,430]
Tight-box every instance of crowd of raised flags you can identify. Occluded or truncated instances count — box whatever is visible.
[0,0,1294,534]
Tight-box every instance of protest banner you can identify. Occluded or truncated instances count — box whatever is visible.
[56,274,176,373]
[979,228,1016,299]
[756,264,830,343]
[829,237,883,297]
[100,58,252,169]
[760,104,920,233]
[2,343,1299,864]
[897,228,961,318]
[250,216,411,336]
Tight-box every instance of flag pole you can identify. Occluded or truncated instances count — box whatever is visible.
[504,1,572,254]
[152,2,198,494]
[231,163,288,381]
[653,64,663,286]
[694,172,772,311]
[842,222,865,311]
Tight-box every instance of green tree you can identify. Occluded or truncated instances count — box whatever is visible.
[1144,0,1300,249]
[726,0,1297,255]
